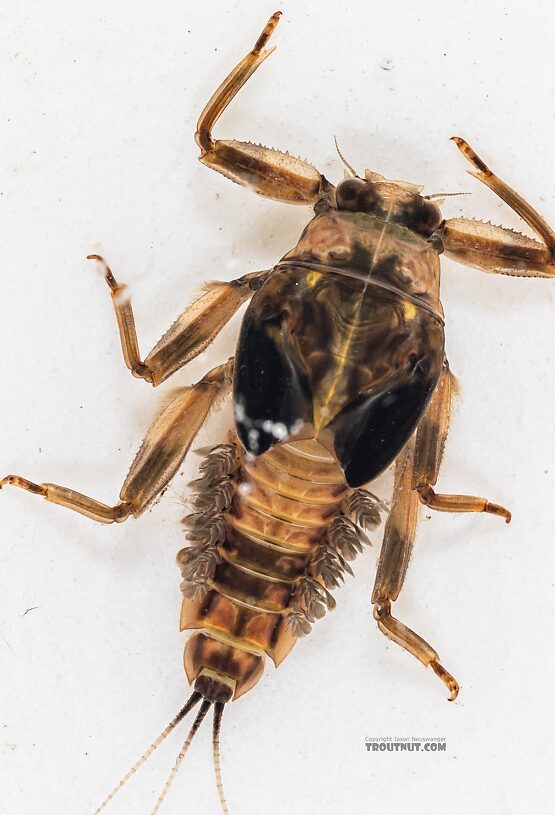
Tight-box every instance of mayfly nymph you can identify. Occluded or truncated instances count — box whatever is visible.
[3,10,554,814]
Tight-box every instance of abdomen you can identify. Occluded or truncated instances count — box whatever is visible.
[179,438,354,699]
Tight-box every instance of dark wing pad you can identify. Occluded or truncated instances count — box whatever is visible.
[233,308,312,456]
[330,376,437,487]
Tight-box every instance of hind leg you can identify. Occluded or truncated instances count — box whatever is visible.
[372,361,511,700]
[0,359,233,523]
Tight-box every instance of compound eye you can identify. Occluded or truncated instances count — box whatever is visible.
[419,200,442,236]
[404,199,442,237]
[336,178,366,210]
[357,184,381,214]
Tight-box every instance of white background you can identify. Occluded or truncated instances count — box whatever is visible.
[1,1,555,813]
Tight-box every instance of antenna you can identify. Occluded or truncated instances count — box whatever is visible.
[333,135,358,177]
[424,191,472,200]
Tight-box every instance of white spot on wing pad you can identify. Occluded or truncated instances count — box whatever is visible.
[234,397,306,456]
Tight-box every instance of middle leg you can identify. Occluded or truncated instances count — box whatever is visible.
[413,364,511,523]
[88,254,268,386]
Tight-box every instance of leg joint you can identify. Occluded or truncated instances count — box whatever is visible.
[373,598,391,621]
[131,363,155,384]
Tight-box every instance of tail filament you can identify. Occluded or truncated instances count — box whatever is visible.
[90,691,201,815]
[213,702,230,815]
[150,699,211,815]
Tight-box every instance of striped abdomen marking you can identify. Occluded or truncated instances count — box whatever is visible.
[178,439,383,700]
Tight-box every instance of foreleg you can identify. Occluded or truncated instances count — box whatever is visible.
[437,137,555,277]
[196,12,332,205]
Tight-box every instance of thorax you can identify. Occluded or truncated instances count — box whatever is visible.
[280,209,443,319]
